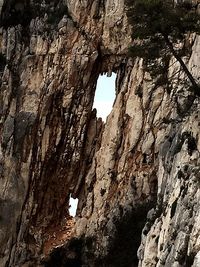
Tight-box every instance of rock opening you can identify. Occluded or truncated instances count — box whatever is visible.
[93,73,116,121]
[69,196,78,217]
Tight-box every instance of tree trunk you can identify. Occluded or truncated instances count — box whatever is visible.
[163,33,200,96]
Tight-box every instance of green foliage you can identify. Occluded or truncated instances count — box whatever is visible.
[126,0,200,94]
[0,1,69,28]
[126,0,200,40]
[128,36,165,60]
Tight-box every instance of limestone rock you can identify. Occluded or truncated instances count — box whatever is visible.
[0,0,199,267]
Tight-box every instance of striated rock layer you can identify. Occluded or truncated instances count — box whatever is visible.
[0,0,199,266]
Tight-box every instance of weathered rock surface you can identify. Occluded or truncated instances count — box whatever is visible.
[0,0,199,267]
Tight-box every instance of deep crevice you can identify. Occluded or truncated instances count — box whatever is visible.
[44,238,83,267]
[96,201,157,267]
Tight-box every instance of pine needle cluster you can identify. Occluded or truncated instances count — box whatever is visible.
[126,0,200,95]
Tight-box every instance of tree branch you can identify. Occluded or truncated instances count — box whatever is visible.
[162,33,200,96]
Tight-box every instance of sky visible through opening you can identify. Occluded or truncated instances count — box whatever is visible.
[69,197,78,217]
[69,74,116,216]
[93,73,116,121]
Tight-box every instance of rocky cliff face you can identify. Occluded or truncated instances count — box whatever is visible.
[0,0,199,267]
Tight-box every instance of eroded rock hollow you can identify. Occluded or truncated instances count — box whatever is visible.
[0,0,199,266]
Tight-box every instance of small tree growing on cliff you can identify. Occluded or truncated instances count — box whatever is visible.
[126,0,200,95]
